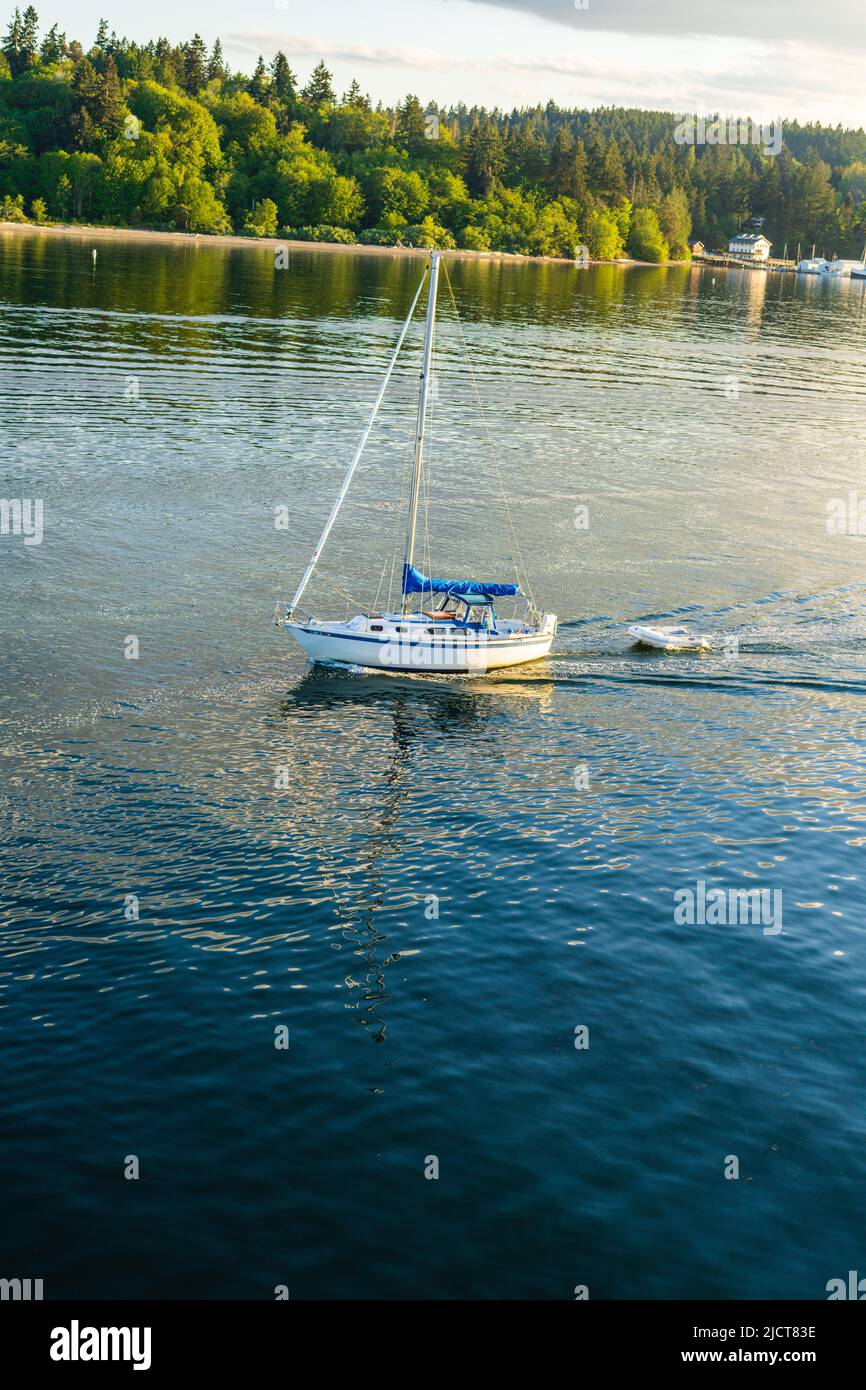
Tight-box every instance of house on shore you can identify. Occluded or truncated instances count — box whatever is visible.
[728,232,772,261]
[688,239,705,257]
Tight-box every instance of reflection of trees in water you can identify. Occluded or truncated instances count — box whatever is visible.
[280,673,496,1044]
[9,234,695,334]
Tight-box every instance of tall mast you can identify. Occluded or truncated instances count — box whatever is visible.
[402,250,440,615]
[286,263,428,620]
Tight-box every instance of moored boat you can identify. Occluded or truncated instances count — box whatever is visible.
[850,245,866,280]
[795,257,829,275]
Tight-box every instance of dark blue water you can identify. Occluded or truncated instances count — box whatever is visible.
[2,231,866,1298]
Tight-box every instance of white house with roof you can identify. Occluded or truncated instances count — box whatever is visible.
[728,232,772,260]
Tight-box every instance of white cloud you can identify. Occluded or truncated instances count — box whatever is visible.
[224,33,451,72]
[473,0,866,50]
[223,28,866,125]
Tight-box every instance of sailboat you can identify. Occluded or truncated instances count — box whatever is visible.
[275,251,557,674]
[850,245,866,281]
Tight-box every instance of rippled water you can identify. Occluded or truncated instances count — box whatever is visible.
[2,230,866,1299]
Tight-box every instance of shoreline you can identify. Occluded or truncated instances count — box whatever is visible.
[0,219,691,269]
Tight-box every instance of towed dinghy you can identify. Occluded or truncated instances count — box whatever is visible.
[627,624,710,652]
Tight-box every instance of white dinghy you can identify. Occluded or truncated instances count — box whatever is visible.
[628,624,710,651]
[276,251,557,674]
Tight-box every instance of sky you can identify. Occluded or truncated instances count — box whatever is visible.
[37,1,866,127]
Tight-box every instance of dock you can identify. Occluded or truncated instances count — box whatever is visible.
[695,252,795,272]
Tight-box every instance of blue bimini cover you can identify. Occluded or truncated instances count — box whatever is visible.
[402,563,519,598]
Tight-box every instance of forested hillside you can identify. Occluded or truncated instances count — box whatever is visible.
[2,8,866,259]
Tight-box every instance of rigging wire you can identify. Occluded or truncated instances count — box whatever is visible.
[385,399,420,613]
[289,263,429,617]
[371,553,390,615]
[317,570,368,611]
[441,259,536,611]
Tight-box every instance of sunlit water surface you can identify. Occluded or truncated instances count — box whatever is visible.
[2,231,866,1298]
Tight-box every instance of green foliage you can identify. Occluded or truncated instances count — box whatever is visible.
[610,195,631,242]
[288,223,356,244]
[658,187,691,258]
[395,94,427,156]
[470,184,536,253]
[459,224,490,251]
[356,226,400,246]
[405,215,456,249]
[530,199,580,257]
[2,10,865,259]
[256,123,365,229]
[129,81,222,172]
[0,187,26,217]
[369,165,429,224]
[208,91,277,155]
[2,5,39,76]
[244,195,277,236]
[628,206,669,262]
[585,207,624,260]
[425,167,471,231]
[838,161,866,204]
[302,60,334,110]
[322,101,389,155]
[183,34,207,96]
[465,121,505,198]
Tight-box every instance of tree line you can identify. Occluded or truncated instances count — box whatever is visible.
[2,9,865,260]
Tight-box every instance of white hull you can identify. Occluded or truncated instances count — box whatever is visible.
[285,618,556,673]
[628,623,709,652]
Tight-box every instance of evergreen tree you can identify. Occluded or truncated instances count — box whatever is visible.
[600,138,628,200]
[153,36,179,86]
[302,60,335,108]
[96,54,126,140]
[184,33,207,93]
[548,125,574,193]
[548,126,589,201]
[248,55,269,103]
[206,38,226,81]
[19,4,38,69]
[2,8,23,76]
[658,187,691,258]
[39,22,64,63]
[396,94,427,154]
[508,120,547,184]
[572,138,589,203]
[271,51,297,104]
[586,127,607,187]
[71,55,102,148]
[95,18,109,51]
[465,121,506,198]
[343,79,368,110]
[794,149,837,253]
